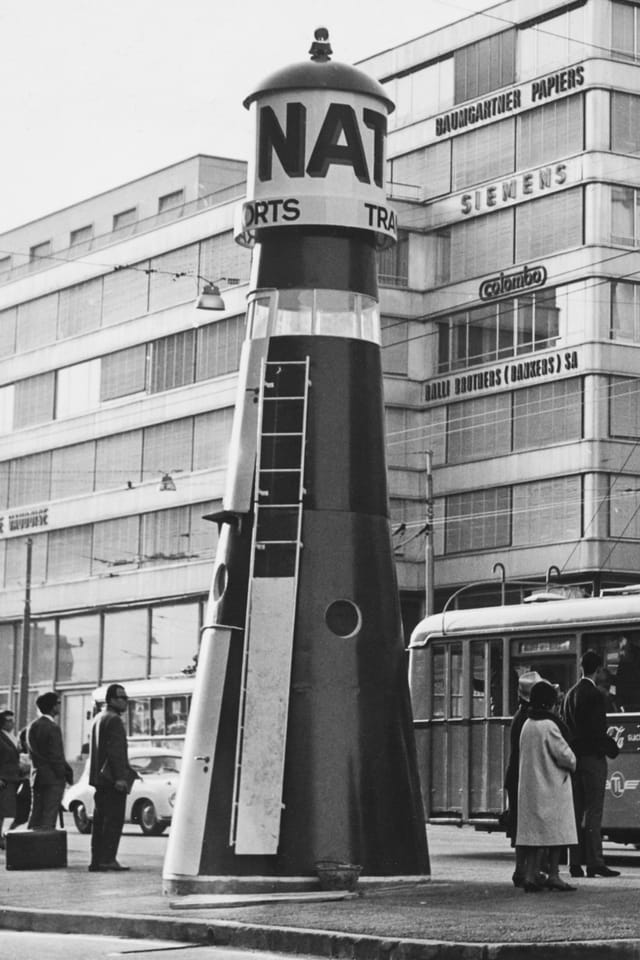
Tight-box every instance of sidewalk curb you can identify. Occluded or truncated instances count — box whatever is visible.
[0,907,640,959]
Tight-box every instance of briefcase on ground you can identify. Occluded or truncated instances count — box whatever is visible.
[5,829,67,870]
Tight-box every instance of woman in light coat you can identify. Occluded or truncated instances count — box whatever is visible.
[517,680,577,891]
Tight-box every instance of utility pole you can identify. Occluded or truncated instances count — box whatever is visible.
[18,537,32,730]
[425,451,434,617]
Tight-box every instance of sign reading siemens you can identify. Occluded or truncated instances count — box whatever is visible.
[434,64,585,137]
[236,89,396,247]
[479,264,547,301]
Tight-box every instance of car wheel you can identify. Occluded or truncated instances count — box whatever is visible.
[72,803,92,835]
[138,799,167,836]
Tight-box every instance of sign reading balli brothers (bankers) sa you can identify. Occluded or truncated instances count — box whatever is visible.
[424,348,580,403]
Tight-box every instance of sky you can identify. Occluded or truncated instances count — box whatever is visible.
[0,0,491,234]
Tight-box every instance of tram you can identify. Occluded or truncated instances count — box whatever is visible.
[409,587,640,844]
[92,674,195,751]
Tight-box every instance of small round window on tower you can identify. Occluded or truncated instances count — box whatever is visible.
[325,599,362,638]
[212,563,228,602]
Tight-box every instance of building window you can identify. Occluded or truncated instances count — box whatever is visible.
[612,281,640,340]
[5,534,47,590]
[0,306,17,358]
[454,30,515,104]
[92,516,140,572]
[198,231,251,288]
[387,56,454,128]
[56,359,101,418]
[611,186,640,245]
[391,141,451,202]
[610,376,640,437]
[518,5,588,79]
[57,615,101,685]
[141,506,191,564]
[142,418,193,480]
[29,241,52,263]
[447,395,511,463]
[193,409,234,470]
[611,93,640,155]
[512,476,581,545]
[381,317,409,375]
[436,208,513,285]
[47,525,92,582]
[513,379,582,450]
[612,1,640,62]
[8,450,51,507]
[149,330,196,393]
[189,500,220,560]
[515,188,583,262]
[452,118,515,192]
[610,474,640,538]
[113,207,137,232]
[102,263,149,325]
[102,609,148,682]
[517,95,584,169]
[0,256,11,275]
[385,407,425,467]
[158,190,184,213]
[16,293,59,353]
[0,384,15,435]
[377,230,409,287]
[29,621,56,686]
[100,344,147,401]
[445,487,511,553]
[95,431,143,490]
[50,441,96,500]
[148,245,198,313]
[58,279,103,338]
[69,224,93,246]
[150,603,198,676]
[13,371,55,428]
[195,316,243,380]
[436,287,564,373]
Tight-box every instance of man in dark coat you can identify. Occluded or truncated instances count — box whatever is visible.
[563,649,620,878]
[0,710,21,848]
[27,691,73,830]
[88,683,137,872]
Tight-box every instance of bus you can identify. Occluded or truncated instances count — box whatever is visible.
[408,587,640,845]
[91,674,195,752]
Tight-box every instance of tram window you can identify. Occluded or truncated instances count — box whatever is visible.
[450,643,463,717]
[167,695,189,735]
[150,697,166,736]
[471,639,504,717]
[432,647,445,718]
[129,697,150,736]
[584,630,640,712]
[409,648,429,720]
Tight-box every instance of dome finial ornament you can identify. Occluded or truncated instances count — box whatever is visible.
[309,27,332,62]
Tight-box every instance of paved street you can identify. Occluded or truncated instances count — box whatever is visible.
[2,931,294,960]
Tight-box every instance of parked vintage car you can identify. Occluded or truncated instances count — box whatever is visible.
[63,746,181,836]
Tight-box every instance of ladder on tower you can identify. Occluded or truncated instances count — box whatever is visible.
[231,356,311,855]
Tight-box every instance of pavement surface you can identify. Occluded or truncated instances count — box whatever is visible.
[2,825,640,958]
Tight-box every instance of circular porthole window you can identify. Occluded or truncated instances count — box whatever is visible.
[212,563,228,602]
[325,599,362,638]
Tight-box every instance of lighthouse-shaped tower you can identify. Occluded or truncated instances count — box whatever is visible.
[163,29,429,894]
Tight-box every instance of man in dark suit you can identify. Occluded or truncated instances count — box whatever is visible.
[0,710,21,848]
[88,683,136,873]
[563,649,620,878]
[27,691,73,830]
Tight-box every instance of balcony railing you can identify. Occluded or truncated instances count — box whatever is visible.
[0,181,247,286]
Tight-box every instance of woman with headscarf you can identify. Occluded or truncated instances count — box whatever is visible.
[503,670,542,887]
[516,680,577,892]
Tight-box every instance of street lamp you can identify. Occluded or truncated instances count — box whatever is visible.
[195,276,239,311]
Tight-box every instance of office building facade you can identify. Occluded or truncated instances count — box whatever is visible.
[363,0,640,608]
